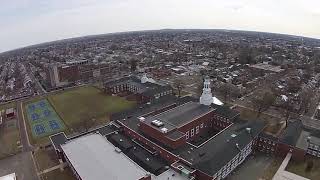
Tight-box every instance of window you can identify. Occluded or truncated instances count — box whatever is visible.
[191,129,194,137]
[200,123,204,128]
[186,131,189,139]
[196,126,199,134]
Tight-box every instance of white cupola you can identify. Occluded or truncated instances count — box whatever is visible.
[200,76,213,106]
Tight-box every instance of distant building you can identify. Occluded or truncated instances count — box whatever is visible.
[256,120,320,161]
[5,108,15,119]
[314,105,320,119]
[249,62,284,73]
[104,74,173,104]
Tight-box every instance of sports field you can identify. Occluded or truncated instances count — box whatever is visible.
[26,99,65,138]
[48,86,136,127]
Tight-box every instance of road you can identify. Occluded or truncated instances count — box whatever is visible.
[26,63,47,94]
[16,101,33,152]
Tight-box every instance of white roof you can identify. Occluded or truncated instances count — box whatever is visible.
[281,95,288,102]
[153,169,189,180]
[202,62,209,66]
[213,97,224,106]
[61,133,147,180]
[0,173,16,180]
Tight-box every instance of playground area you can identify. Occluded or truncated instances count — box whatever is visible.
[26,99,65,138]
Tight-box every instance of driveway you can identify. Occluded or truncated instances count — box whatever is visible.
[0,152,38,180]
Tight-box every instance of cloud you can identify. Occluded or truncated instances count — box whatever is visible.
[0,0,319,52]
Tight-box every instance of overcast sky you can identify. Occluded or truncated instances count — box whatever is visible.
[1,0,320,53]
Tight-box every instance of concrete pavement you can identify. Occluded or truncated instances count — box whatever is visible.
[0,152,38,180]
[16,101,33,152]
[272,153,310,180]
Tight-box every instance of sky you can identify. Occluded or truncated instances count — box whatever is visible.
[0,0,320,53]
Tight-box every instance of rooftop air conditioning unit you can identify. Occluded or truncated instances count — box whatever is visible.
[151,119,164,127]
[161,127,168,133]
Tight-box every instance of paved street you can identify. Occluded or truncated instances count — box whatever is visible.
[16,101,33,152]
[0,152,38,180]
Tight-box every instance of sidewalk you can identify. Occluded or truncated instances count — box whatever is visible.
[272,153,310,180]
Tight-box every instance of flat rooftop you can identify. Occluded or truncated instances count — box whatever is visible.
[61,133,148,180]
[152,169,189,180]
[0,173,16,180]
[296,130,310,150]
[249,63,284,73]
[144,102,214,132]
[174,120,266,176]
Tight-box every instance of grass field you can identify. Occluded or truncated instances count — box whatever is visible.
[0,102,16,110]
[25,99,66,138]
[235,106,283,135]
[286,156,320,180]
[40,168,76,180]
[0,120,21,159]
[260,156,283,180]
[48,86,136,129]
[34,148,60,171]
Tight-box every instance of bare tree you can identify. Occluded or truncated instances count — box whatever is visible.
[217,83,240,101]
[217,83,231,102]
[299,88,313,114]
[287,78,301,93]
[306,160,314,172]
[196,82,204,97]
[251,91,276,117]
[173,79,185,97]
[282,99,293,127]
[130,59,137,72]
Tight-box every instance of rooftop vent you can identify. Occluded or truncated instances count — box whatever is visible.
[114,147,122,153]
[151,119,164,127]
[160,127,168,133]
[231,134,237,138]
[138,117,145,122]
[307,136,311,142]
[236,143,241,151]
[246,128,251,134]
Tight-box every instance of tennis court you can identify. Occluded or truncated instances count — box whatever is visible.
[26,99,66,138]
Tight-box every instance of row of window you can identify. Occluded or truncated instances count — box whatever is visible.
[112,84,141,93]
[308,143,320,151]
[213,114,230,123]
[154,90,172,99]
[212,120,227,127]
[185,123,204,140]
[307,150,320,157]
[214,143,252,180]
[259,138,276,146]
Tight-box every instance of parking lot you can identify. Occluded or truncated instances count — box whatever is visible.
[0,152,38,180]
